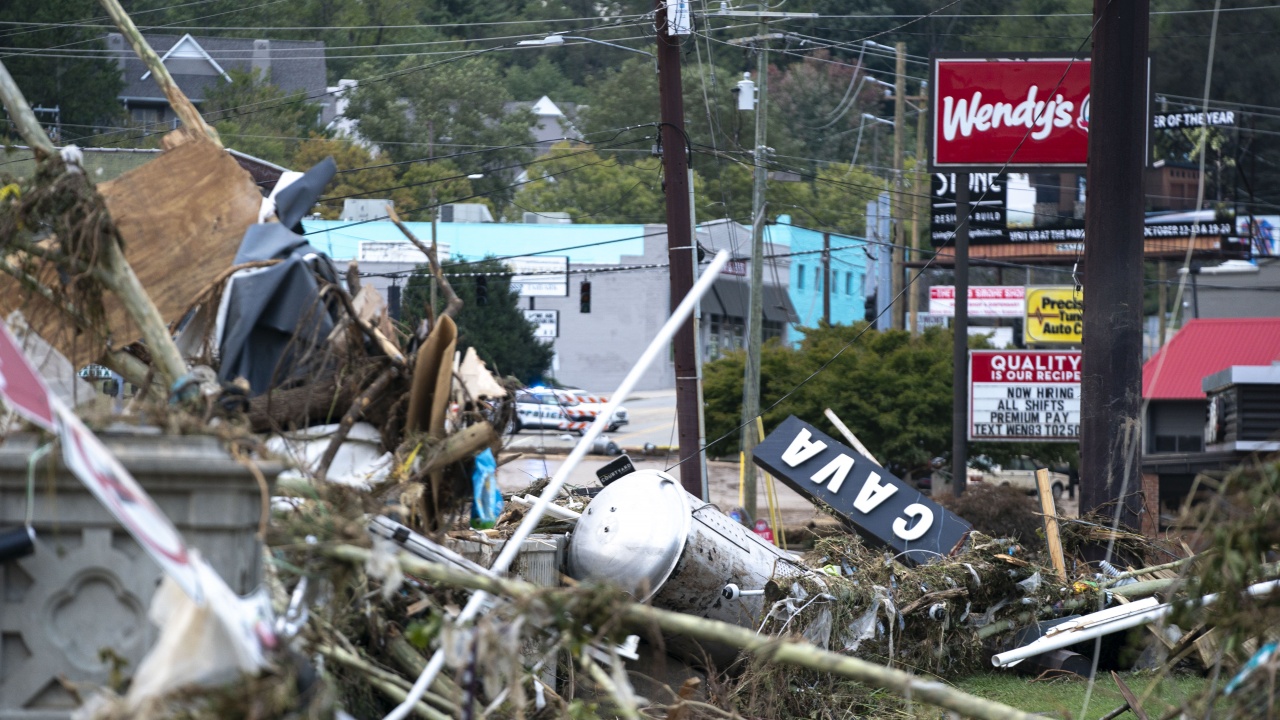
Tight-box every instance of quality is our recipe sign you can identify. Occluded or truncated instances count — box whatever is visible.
[969,349,1081,442]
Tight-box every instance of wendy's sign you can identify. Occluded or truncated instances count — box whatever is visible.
[753,416,971,565]
[930,55,1091,170]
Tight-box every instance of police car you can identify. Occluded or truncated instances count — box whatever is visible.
[511,390,588,435]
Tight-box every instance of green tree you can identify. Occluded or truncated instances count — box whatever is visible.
[205,69,322,166]
[0,0,123,143]
[293,136,486,219]
[403,257,554,384]
[509,142,670,223]
[293,135,397,217]
[704,324,954,475]
[343,55,534,210]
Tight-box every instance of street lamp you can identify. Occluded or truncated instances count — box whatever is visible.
[516,34,654,58]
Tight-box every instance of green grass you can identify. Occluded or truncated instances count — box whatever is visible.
[950,671,1212,719]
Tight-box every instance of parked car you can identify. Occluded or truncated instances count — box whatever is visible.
[969,455,1070,499]
[511,391,587,435]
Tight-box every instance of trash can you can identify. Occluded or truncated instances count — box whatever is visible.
[0,430,280,718]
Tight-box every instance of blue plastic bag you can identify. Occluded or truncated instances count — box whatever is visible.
[470,448,502,529]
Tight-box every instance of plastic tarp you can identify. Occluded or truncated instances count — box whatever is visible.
[217,158,343,395]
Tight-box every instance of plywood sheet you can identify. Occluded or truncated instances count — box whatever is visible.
[94,139,262,363]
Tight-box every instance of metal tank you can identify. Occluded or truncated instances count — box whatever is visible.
[567,469,812,630]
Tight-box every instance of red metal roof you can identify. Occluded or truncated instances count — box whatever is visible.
[1143,318,1280,400]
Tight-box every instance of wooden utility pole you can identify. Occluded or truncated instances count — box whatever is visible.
[1079,0,1150,527]
[950,174,970,499]
[890,42,907,330]
[1156,260,1167,345]
[822,233,832,325]
[909,96,927,336]
[741,21,769,520]
[655,0,704,499]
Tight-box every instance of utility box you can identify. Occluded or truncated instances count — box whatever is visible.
[0,431,280,718]
[1203,363,1280,453]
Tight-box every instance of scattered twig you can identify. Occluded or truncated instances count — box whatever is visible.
[323,282,407,366]
[388,205,462,321]
[579,652,641,720]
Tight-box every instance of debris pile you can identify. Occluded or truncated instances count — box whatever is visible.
[1,5,1279,720]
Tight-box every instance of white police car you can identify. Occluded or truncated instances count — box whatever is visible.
[510,391,587,435]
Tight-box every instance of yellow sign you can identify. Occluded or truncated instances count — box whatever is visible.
[1024,286,1083,345]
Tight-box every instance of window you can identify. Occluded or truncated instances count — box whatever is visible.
[845,272,853,295]
[815,267,822,290]
[798,264,806,289]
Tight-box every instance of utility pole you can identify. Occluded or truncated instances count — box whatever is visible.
[1156,260,1167,345]
[1079,0,1150,527]
[654,0,703,499]
[740,21,769,522]
[950,174,970,499]
[890,42,907,331]
[909,97,927,336]
[822,233,831,325]
[718,10,815,519]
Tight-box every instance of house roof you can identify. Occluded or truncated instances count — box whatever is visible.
[1142,318,1280,399]
[111,33,327,104]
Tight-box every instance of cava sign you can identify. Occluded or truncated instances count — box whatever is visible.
[753,416,971,565]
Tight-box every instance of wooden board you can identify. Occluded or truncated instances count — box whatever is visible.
[95,139,261,363]
[1036,467,1068,580]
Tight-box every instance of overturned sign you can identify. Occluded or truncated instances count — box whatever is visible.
[753,416,971,565]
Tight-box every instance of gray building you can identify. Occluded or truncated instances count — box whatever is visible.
[528,221,795,391]
[1184,259,1280,320]
[107,32,331,128]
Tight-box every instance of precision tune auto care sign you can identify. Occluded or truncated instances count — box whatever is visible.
[969,350,1082,442]
[931,56,1091,169]
[753,416,971,565]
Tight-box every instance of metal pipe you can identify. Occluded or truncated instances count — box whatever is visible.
[992,579,1280,668]
[381,251,731,720]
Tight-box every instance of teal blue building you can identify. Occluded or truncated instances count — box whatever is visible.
[766,215,870,336]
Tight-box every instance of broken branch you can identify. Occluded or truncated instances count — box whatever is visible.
[316,366,399,482]
[387,206,462,321]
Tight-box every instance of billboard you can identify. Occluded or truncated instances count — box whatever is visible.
[929,286,1025,318]
[930,172,1010,245]
[1024,286,1084,345]
[507,256,568,297]
[930,55,1091,170]
[969,350,1081,442]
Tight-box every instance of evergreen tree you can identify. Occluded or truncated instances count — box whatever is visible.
[403,257,554,384]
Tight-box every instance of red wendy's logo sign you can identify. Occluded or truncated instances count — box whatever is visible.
[930,56,1091,170]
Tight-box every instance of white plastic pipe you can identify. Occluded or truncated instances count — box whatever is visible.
[992,579,1280,668]
[383,251,731,720]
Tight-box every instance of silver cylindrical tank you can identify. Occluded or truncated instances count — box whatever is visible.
[567,469,812,629]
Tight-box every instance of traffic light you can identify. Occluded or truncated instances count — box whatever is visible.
[580,280,591,313]
[476,275,488,306]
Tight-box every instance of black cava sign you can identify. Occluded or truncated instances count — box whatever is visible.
[753,416,971,565]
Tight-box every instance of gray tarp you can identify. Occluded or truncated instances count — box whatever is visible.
[218,158,342,395]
